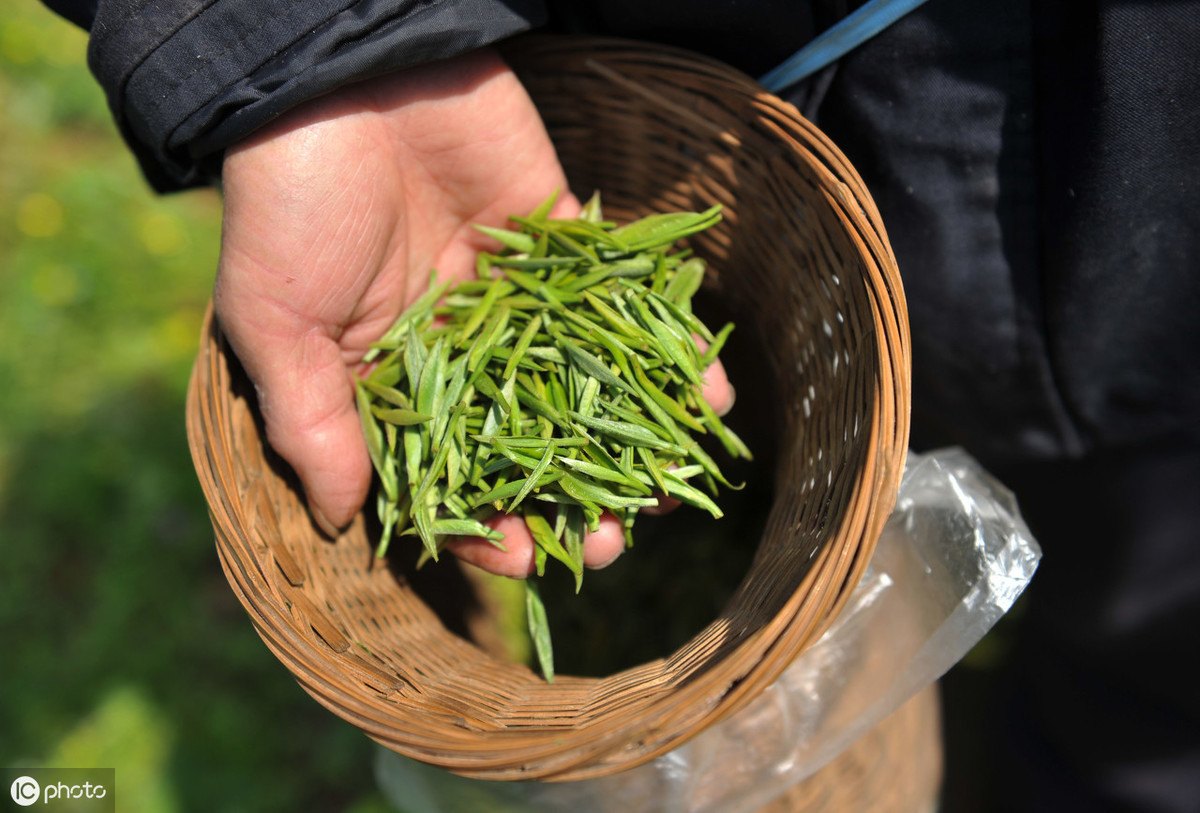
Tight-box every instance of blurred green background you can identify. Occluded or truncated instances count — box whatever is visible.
[0,3,389,810]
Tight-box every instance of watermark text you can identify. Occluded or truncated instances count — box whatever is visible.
[5,769,114,811]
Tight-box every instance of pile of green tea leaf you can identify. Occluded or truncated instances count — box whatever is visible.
[356,192,750,680]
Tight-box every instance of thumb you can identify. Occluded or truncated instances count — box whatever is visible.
[219,307,372,536]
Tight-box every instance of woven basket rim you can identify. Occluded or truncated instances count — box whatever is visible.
[185,35,911,782]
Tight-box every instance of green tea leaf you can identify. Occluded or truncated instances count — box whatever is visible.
[489,254,583,271]
[590,399,679,446]
[636,445,669,496]
[363,271,449,362]
[371,406,434,426]
[554,327,631,394]
[542,227,602,264]
[557,455,642,490]
[504,316,545,380]
[648,289,715,343]
[411,501,439,561]
[611,205,722,251]
[700,322,735,369]
[562,505,586,592]
[470,470,564,508]
[403,424,424,490]
[457,278,513,345]
[566,411,678,451]
[524,506,581,575]
[527,188,560,223]
[375,490,410,558]
[473,224,536,253]
[403,323,427,396]
[696,392,754,461]
[579,190,603,223]
[361,377,410,408]
[356,380,394,500]
[366,362,404,390]
[514,381,567,429]
[631,361,705,432]
[658,470,724,518]
[549,218,629,252]
[581,290,655,344]
[662,257,706,309]
[558,472,659,510]
[430,517,505,545]
[509,442,557,511]
[626,289,704,386]
[526,579,555,682]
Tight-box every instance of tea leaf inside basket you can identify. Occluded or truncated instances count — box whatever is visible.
[357,192,750,681]
[525,579,555,683]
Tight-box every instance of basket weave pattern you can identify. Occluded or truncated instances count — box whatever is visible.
[186,37,910,782]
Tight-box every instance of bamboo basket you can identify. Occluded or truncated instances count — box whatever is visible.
[186,37,911,783]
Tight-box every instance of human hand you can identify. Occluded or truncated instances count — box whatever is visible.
[215,48,733,578]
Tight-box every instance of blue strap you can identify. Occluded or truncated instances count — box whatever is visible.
[758,0,932,93]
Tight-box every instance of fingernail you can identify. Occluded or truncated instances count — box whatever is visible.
[310,503,340,538]
[719,383,737,417]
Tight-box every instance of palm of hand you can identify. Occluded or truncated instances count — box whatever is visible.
[216,50,576,537]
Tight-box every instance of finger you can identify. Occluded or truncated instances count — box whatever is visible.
[448,510,629,577]
[217,301,372,536]
[447,514,537,578]
[696,339,735,417]
[581,512,626,569]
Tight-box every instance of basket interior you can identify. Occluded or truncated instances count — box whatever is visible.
[187,36,909,781]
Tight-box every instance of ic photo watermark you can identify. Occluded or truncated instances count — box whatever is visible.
[4,769,113,811]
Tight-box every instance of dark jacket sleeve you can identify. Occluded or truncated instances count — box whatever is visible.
[43,0,547,192]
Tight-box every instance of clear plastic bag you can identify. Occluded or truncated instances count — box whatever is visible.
[375,447,1042,812]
